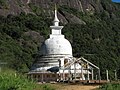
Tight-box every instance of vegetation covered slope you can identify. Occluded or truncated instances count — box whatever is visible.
[0,0,120,80]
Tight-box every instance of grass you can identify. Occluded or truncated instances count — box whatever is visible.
[99,83,120,90]
[0,69,56,90]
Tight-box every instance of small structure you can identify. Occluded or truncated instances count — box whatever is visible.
[28,7,100,83]
[57,57,100,82]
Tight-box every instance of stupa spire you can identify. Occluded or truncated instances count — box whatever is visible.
[53,4,59,26]
[50,4,63,35]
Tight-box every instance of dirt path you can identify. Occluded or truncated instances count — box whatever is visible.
[57,85,99,90]
[50,84,99,90]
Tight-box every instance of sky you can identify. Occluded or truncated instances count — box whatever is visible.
[112,0,120,2]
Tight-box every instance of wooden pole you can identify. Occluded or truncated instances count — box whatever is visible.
[68,66,71,82]
[81,66,83,80]
[63,69,65,82]
[98,69,101,83]
[87,63,90,80]
[31,74,34,81]
[58,59,61,81]
[92,69,94,80]
[74,62,76,80]
[96,75,97,80]
[114,70,117,81]
[106,70,109,81]
[42,73,43,82]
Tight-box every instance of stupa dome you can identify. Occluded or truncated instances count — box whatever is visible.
[40,35,72,56]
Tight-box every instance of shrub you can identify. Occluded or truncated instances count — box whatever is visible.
[0,69,56,90]
[0,69,37,90]
[99,83,120,90]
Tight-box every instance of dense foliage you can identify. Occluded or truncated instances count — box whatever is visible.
[99,83,120,90]
[0,0,120,80]
[0,13,50,72]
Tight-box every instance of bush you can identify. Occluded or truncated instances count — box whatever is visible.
[99,83,120,90]
[0,69,37,90]
[0,69,56,90]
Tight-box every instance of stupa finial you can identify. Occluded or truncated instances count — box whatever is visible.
[53,4,59,26]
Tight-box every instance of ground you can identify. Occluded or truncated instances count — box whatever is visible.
[56,84,99,90]
[59,85,99,90]
[41,83,99,90]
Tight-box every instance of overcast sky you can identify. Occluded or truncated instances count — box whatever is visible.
[112,0,120,2]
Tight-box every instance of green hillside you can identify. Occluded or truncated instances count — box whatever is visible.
[0,0,120,80]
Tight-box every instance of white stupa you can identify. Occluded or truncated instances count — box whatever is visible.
[31,7,73,72]
[29,7,100,82]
